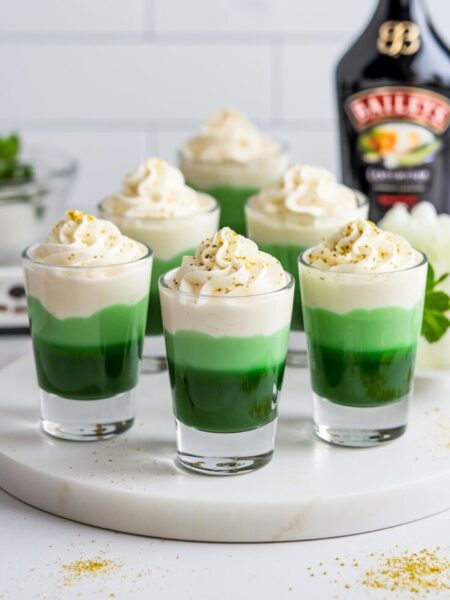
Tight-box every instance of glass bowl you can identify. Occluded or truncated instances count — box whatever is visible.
[0,147,77,265]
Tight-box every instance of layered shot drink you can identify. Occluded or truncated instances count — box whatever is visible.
[23,210,152,441]
[100,158,219,371]
[159,227,294,474]
[299,219,427,447]
[246,164,368,332]
[179,109,288,235]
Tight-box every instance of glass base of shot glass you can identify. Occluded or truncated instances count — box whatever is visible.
[313,392,409,447]
[286,330,308,368]
[175,419,277,475]
[141,335,167,375]
[40,389,135,442]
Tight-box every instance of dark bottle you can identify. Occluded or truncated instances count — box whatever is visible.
[336,0,450,221]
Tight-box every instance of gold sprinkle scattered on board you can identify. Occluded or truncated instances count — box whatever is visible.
[361,548,450,594]
[62,556,121,587]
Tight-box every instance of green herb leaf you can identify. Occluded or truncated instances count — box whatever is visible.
[422,263,450,344]
[0,132,33,185]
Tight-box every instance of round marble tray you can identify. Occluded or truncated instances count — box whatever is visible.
[0,354,449,542]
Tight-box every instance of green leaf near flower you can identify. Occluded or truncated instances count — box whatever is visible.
[422,264,450,344]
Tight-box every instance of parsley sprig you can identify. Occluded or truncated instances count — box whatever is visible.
[0,133,33,185]
[422,263,450,344]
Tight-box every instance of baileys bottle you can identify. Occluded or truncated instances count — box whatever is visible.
[336,0,450,220]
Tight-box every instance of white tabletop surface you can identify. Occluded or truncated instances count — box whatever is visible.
[0,337,449,600]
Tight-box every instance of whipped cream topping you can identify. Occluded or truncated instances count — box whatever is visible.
[182,108,281,163]
[31,210,147,266]
[251,164,357,223]
[169,227,287,296]
[305,219,420,273]
[103,158,207,218]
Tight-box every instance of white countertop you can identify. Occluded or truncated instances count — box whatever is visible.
[0,337,449,600]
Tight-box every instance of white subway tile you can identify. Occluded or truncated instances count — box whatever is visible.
[21,130,148,210]
[0,44,271,120]
[0,0,144,34]
[154,129,193,165]
[272,128,338,175]
[280,42,344,121]
[153,0,449,42]
[154,0,375,34]
[154,127,338,176]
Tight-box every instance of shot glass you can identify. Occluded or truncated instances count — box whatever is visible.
[179,148,289,235]
[99,199,219,374]
[159,270,294,474]
[299,251,427,447]
[23,243,152,441]
[246,191,369,367]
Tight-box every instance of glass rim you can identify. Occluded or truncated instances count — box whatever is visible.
[22,240,153,270]
[97,194,220,222]
[159,268,295,300]
[0,146,77,195]
[299,247,428,276]
[245,188,369,216]
[177,142,290,167]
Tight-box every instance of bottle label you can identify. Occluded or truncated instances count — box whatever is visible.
[345,86,450,210]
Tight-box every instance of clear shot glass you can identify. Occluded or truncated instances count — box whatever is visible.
[179,146,289,236]
[246,191,369,368]
[98,199,219,374]
[159,271,294,475]
[299,251,428,447]
[23,243,152,441]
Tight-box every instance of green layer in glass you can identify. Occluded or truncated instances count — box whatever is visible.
[187,182,258,235]
[164,326,290,433]
[258,243,307,331]
[147,249,195,336]
[303,304,424,407]
[27,295,148,400]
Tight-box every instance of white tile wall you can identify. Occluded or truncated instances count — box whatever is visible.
[153,0,376,35]
[0,44,271,121]
[0,0,145,34]
[281,43,346,122]
[23,130,149,208]
[0,0,448,211]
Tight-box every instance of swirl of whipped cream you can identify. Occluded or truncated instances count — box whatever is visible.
[251,164,357,222]
[170,227,287,296]
[182,108,281,163]
[103,158,204,218]
[31,210,147,266]
[305,219,420,273]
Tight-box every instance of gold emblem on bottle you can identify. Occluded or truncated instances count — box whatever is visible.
[377,21,421,57]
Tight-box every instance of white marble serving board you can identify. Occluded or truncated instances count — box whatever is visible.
[0,354,449,542]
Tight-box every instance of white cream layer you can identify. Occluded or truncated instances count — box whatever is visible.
[246,192,368,247]
[179,152,289,189]
[24,210,152,318]
[160,268,293,337]
[100,194,219,261]
[300,219,426,312]
[159,227,293,336]
[24,256,152,319]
